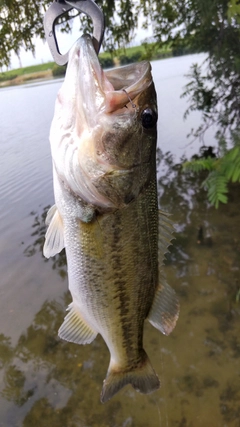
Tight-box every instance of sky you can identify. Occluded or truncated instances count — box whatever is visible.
[10,17,153,69]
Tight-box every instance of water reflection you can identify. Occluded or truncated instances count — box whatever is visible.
[23,206,67,280]
[0,334,13,368]
[2,364,34,407]
[1,150,240,426]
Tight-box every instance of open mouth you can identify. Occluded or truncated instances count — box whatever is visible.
[66,35,153,115]
[104,61,153,113]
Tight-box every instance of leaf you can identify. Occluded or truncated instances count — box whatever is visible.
[232,166,240,182]
[183,157,216,173]
[217,193,228,204]
[203,171,228,208]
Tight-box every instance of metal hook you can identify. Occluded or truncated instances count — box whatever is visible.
[44,0,105,66]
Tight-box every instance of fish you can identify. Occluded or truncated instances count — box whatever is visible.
[43,34,179,403]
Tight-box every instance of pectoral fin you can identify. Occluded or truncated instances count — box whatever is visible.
[43,205,65,258]
[58,303,97,345]
[148,275,179,336]
[45,204,58,225]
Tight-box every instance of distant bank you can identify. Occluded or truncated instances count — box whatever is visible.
[0,43,194,88]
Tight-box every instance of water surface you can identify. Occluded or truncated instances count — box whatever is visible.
[0,55,239,427]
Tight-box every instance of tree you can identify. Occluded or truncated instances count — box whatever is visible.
[179,0,240,207]
[0,0,139,68]
[1,0,48,68]
[145,0,240,207]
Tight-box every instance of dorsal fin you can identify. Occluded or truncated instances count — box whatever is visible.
[158,209,175,267]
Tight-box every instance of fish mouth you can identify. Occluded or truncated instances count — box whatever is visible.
[65,34,152,122]
[52,35,156,210]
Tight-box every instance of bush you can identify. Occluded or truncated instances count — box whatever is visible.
[99,56,114,69]
[119,51,142,65]
[52,65,66,77]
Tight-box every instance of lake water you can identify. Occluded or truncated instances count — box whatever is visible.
[0,55,239,427]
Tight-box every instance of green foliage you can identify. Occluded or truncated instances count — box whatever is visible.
[0,0,143,68]
[183,132,240,208]
[166,0,240,157]
[1,0,236,69]
[183,157,216,173]
[2,0,238,75]
[99,55,114,68]
[0,61,56,83]
[0,72,17,82]
[180,0,240,142]
[140,42,159,61]
[0,63,54,82]
[0,0,50,68]
[178,0,240,208]
[118,51,142,65]
[203,172,228,208]
[52,64,66,77]
[228,0,240,22]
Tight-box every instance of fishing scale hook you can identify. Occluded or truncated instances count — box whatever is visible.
[44,0,105,66]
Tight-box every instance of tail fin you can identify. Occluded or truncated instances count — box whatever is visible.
[101,350,160,403]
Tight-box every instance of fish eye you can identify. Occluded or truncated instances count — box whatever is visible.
[141,108,158,129]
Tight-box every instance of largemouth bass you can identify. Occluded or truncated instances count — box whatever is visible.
[44,34,179,403]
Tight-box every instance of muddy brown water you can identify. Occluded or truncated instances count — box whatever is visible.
[0,56,239,427]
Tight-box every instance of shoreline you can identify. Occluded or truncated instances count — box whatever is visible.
[1,51,194,88]
[0,69,53,88]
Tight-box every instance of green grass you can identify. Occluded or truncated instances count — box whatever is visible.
[15,62,55,74]
[0,62,55,82]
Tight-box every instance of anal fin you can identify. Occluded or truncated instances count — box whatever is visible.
[58,303,97,345]
[148,275,179,336]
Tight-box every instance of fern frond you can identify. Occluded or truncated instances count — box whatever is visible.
[232,164,240,182]
[183,157,216,173]
[182,132,240,208]
[220,146,240,182]
[202,171,228,208]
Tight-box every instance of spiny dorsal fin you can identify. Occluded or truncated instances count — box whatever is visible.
[147,274,179,336]
[43,205,64,258]
[158,209,175,267]
[58,303,97,345]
